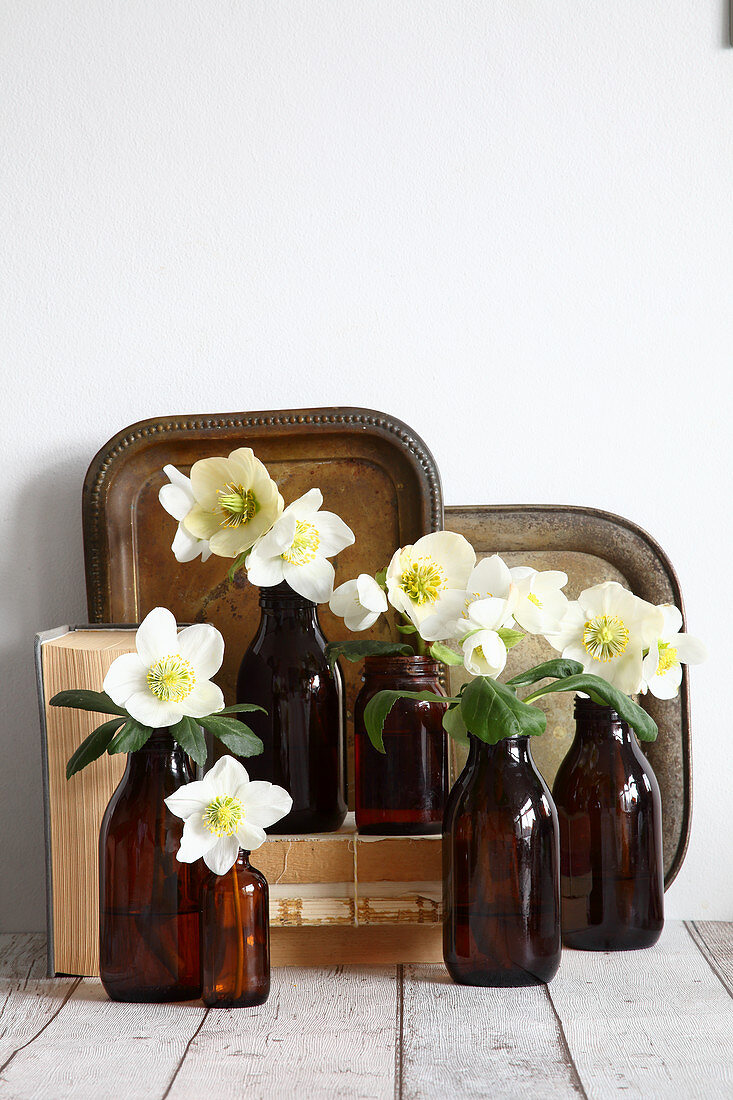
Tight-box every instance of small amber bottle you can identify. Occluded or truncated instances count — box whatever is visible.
[201,849,270,1007]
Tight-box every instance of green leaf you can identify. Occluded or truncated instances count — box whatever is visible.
[497,628,525,651]
[363,689,459,754]
[170,716,207,767]
[429,642,464,667]
[199,715,264,758]
[108,718,154,754]
[460,676,547,745]
[374,568,388,588]
[324,640,413,672]
[227,551,249,582]
[217,704,267,715]
[396,622,417,635]
[523,675,658,741]
[66,717,126,779]
[506,659,585,687]
[442,703,469,745]
[50,690,127,717]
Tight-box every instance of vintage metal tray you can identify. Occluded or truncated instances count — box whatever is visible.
[82,408,443,798]
[446,505,691,887]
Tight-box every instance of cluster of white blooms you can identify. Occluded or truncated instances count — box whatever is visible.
[159,449,354,604]
[329,532,705,702]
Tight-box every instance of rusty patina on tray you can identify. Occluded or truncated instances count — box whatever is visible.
[82,408,443,802]
[446,504,691,888]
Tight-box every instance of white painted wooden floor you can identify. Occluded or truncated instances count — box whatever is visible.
[0,921,731,1099]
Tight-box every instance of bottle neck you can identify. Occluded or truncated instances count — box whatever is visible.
[573,696,634,745]
[467,734,532,770]
[122,728,193,787]
[362,654,444,689]
[257,581,319,628]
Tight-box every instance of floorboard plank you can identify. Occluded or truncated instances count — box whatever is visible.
[0,978,206,1100]
[687,921,733,996]
[0,934,79,1072]
[401,963,586,1100]
[550,921,733,1100]
[167,964,398,1100]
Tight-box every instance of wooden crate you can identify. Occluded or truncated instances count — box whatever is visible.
[36,626,443,977]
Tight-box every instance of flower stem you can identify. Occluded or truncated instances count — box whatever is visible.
[231,861,245,1001]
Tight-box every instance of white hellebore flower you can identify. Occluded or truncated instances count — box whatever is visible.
[165,756,293,875]
[329,574,388,631]
[641,604,707,700]
[386,532,476,634]
[509,566,569,635]
[182,447,284,559]
[246,488,355,603]
[103,607,225,728]
[419,553,516,641]
[548,581,664,695]
[456,597,514,678]
[159,464,213,563]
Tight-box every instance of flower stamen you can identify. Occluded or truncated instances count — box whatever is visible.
[583,615,630,663]
[146,655,196,702]
[217,484,258,528]
[656,642,679,676]
[282,521,321,565]
[527,593,543,608]
[203,795,244,837]
[400,557,446,605]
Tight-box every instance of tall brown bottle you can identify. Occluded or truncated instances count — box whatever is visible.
[552,696,664,951]
[443,734,561,987]
[236,581,347,833]
[201,850,270,1007]
[98,729,202,1002]
[353,655,447,834]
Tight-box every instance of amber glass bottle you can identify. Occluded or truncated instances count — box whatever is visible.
[443,734,561,987]
[353,655,447,835]
[98,729,202,1002]
[236,581,347,833]
[201,850,270,1007]
[552,696,664,951]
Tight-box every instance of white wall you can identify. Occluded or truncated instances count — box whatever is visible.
[2,1,731,931]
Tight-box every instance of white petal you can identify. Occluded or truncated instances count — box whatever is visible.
[183,680,224,718]
[203,835,240,874]
[124,690,183,729]
[205,754,250,793]
[190,456,241,510]
[176,813,219,862]
[246,550,286,589]
[343,606,381,631]
[103,652,148,706]
[418,590,469,641]
[329,579,359,617]
[163,464,194,493]
[469,555,512,600]
[283,557,335,603]
[253,511,298,558]
[288,488,323,519]
[235,822,268,852]
[171,525,207,563]
[314,512,356,557]
[240,781,294,828]
[673,634,707,664]
[410,532,476,587]
[176,623,225,679]
[647,664,683,699]
[660,604,684,637]
[136,607,179,667]
[164,779,215,820]
[356,574,388,614]
[158,483,194,523]
[468,597,513,632]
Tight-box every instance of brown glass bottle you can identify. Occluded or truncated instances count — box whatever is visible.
[236,581,346,833]
[552,696,664,951]
[443,734,561,986]
[98,729,202,1002]
[353,655,447,835]
[201,850,270,1007]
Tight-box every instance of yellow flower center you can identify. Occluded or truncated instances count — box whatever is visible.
[583,615,629,663]
[474,644,486,662]
[399,557,446,605]
[656,642,679,676]
[217,484,258,528]
[282,521,321,565]
[527,593,543,608]
[146,654,196,702]
[203,795,244,837]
